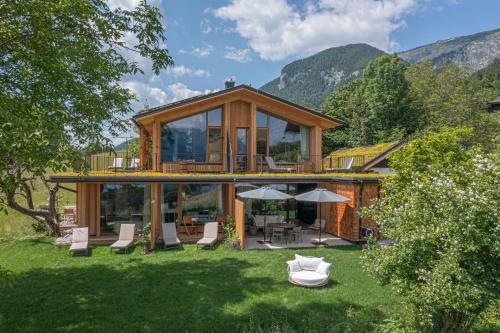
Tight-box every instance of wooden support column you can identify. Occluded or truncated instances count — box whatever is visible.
[139,127,146,169]
[150,183,161,248]
[177,184,183,223]
[152,120,161,171]
[76,183,99,236]
[310,126,322,172]
[222,102,231,171]
[249,103,257,171]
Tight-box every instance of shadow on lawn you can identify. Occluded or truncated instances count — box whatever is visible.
[0,254,386,333]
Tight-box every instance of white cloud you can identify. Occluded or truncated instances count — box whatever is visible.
[180,45,214,57]
[213,0,417,60]
[167,65,210,77]
[200,18,212,34]
[108,0,163,10]
[224,47,252,63]
[167,83,218,102]
[122,80,168,109]
[191,44,214,57]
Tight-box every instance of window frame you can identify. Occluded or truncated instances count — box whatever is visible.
[255,109,310,162]
[161,106,223,164]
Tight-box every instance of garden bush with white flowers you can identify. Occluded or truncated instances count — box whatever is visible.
[362,128,499,332]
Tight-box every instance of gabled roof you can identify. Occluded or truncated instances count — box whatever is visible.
[361,141,404,172]
[323,141,404,172]
[132,84,344,125]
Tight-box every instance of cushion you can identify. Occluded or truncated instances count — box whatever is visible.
[295,254,324,271]
[70,242,88,252]
[289,271,328,287]
[110,240,133,249]
[316,261,331,276]
[287,260,301,273]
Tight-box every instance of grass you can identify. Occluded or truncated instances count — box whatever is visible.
[0,176,75,238]
[0,239,401,333]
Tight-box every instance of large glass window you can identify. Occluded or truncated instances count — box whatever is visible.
[161,107,222,163]
[256,129,268,156]
[236,128,248,171]
[255,110,310,162]
[100,184,150,235]
[182,184,223,222]
[161,184,178,223]
[208,128,222,162]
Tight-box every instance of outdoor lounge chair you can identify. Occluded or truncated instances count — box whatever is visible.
[264,156,294,173]
[128,158,140,170]
[162,222,181,248]
[325,156,353,172]
[196,222,219,249]
[69,227,89,255]
[110,224,135,253]
[287,254,331,287]
[108,157,124,170]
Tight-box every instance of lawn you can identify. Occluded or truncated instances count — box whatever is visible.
[0,239,401,333]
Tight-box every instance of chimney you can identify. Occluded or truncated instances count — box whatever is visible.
[225,79,235,89]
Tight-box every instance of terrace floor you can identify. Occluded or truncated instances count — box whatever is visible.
[246,230,352,249]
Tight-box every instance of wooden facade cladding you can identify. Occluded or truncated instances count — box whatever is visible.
[134,87,341,173]
[234,199,246,249]
[320,182,380,242]
[76,183,100,236]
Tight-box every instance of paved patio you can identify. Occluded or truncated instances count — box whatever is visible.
[245,230,352,249]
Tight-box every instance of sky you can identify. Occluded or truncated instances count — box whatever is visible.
[110,0,500,140]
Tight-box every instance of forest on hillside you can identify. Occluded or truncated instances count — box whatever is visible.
[321,55,500,153]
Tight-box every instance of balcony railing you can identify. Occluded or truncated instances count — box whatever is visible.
[75,152,368,174]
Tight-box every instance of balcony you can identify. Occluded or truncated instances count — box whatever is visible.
[74,152,370,175]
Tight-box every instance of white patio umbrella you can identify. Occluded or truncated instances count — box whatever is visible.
[237,186,293,243]
[294,188,350,245]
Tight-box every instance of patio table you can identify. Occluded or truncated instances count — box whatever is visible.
[266,223,296,243]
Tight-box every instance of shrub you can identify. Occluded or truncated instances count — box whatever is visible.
[222,216,239,250]
[363,129,499,332]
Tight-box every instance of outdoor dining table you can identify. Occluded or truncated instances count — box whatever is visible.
[266,223,297,243]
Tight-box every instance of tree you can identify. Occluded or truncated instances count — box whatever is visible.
[406,61,498,150]
[362,128,499,332]
[0,0,173,235]
[321,55,419,152]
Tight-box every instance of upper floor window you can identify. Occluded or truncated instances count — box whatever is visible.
[256,110,310,162]
[161,107,222,163]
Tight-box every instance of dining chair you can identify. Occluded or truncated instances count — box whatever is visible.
[273,227,286,244]
[290,226,302,243]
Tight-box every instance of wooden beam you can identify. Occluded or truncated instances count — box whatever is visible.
[249,103,257,171]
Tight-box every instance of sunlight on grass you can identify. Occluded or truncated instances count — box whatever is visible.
[0,239,400,333]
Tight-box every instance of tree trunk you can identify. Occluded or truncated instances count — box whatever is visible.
[3,169,62,237]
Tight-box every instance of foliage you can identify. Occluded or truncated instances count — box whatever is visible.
[362,129,500,332]
[471,58,500,91]
[389,127,475,181]
[222,216,239,249]
[0,0,172,235]
[261,44,385,109]
[321,55,417,152]
[136,222,151,246]
[406,61,498,149]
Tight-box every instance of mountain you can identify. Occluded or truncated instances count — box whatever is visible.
[259,29,500,110]
[399,28,500,72]
[259,44,386,109]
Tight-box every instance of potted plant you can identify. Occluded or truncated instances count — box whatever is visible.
[137,222,151,255]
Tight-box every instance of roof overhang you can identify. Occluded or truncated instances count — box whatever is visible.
[49,173,385,184]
